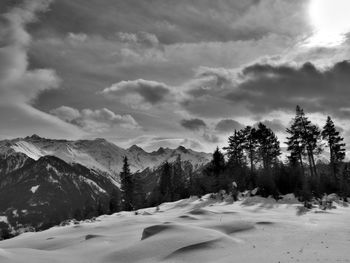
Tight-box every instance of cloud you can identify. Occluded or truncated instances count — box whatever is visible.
[1,0,338,151]
[180,118,207,131]
[202,132,220,143]
[67,32,88,43]
[226,60,350,118]
[29,0,309,44]
[49,105,81,122]
[117,31,161,48]
[50,106,140,132]
[180,60,350,121]
[0,0,84,139]
[215,119,244,133]
[102,79,171,108]
[195,66,238,89]
[0,0,59,105]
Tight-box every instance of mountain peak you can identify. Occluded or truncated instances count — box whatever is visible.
[154,147,166,154]
[26,134,43,140]
[2,135,211,174]
[176,145,188,153]
[92,138,108,144]
[128,144,145,152]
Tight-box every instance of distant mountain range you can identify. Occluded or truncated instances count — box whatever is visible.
[0,135,211,238]
[0,134,211,176]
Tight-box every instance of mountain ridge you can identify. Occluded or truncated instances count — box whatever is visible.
[0,135,211,176]
[0,153,119,236]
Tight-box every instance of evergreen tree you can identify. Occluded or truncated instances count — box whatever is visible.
[211,147,226,177]
[159,161,173,202]
[172,154,186,200]
[254,123,281,197]
[83,200,97,218]
[322,116,346,179]
[209,147,226,191]
[286,106,322,178]
[133,173,146,209]
[340,164,350,200]
[286,106,323,199]
[200,147,227,193]
[183,161,194,196]
[73,208,83,220]
[224,130,246,166]
[109,188,121,214]
[120,156,134,211]
[241,126,259,188]
[255,123,281,170]
[97,200,105,216]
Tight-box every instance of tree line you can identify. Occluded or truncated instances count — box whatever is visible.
[113,105,349,212]
[116,154,193,211]
[195,105,348,203]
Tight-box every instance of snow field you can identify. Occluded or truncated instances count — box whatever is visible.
[1,195,350,263]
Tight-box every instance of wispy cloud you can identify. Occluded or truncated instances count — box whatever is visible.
[50,106,140,132]
[0,0,83,139]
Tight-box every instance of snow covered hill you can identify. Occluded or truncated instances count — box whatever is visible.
[1,195,349,263]
[0,135,211,175]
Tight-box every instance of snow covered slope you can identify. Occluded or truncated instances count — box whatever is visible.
[1,196,349,263]
[0,155,119,235]
[0,135,211,175]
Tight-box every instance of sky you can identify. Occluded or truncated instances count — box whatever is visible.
[1,0,350,153]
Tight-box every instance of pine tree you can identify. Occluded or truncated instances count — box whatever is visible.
[183,161,194,196]
[133,173,146,209]
[321,116,346,179]
[224,130,246,166]
[211,147,226,176]
[254,123,281,197]
[241,126,258,187]
[286,106,322,178]
[97,200,105,216]
[109,188,121,213]
[120,156,134,211]
[210,147,226,191]
[255,123,281,170]
[172,154,186,200]
[159,161,173,202]
[201,147,227,193]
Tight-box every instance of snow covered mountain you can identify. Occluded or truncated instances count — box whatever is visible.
[0,135,211,237]
[0,135,211,176]
[0,153,120,236]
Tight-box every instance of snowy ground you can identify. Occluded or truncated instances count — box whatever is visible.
[1,195,350,263]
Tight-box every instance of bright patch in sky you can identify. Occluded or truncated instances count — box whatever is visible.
[308,0,350,47]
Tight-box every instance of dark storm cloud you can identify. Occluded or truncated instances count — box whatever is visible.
[28,0,309,45]
[0,0,321,150]
[226,60,350,118]
[28,0,308,120]
[180,118,207,131]
[182,60,350,120]
[215,119,244,133]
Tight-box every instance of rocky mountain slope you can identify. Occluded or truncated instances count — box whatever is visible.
[0,135,211,176]
[0,135,212,238]
[0,152,120,237]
